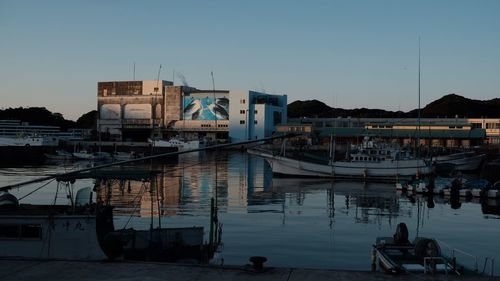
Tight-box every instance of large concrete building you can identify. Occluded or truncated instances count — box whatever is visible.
[97,80,287,142]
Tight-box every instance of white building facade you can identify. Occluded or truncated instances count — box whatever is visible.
[228,90,287,142]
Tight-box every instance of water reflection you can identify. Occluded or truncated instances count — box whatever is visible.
[4,151,498,272]
[90,152,500,223]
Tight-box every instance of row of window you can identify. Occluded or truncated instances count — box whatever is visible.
[0,224,42,240]
[239,120,258,125]
[371,125,393,129]
[200,124,229,128]
[240,110,258,114]
[472,123,500,129]
[288,127,306,132]
[486,123,500,129]
[352,156,384,162]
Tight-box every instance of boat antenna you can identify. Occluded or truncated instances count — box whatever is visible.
[154,64,162,140]
[156,64,162,89]
[211,70,217,143]
[133,62,136,81]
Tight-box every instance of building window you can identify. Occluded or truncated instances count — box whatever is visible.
[240,110,245,114]
[255,110,258,114]
[254,120,258,124]
[471,123,482,129]
[486,123,500,129]
[240,99,246,104]
[0,224,42,240]
[240,120,245,124]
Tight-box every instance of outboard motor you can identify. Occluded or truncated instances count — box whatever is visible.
[393,222,409,244]
[0,192,19,211]
[415,238,441,258]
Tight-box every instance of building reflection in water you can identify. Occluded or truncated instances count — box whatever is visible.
[93,151,499,224]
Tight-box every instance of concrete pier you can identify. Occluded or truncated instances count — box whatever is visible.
[0,260,495,281]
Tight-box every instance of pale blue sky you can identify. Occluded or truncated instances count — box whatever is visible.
[1,0,499,120]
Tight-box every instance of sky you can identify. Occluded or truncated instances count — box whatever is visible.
[1,0,499,120]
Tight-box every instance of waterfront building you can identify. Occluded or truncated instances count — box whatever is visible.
[97,80,287,142]
[97,80,173,141]
[281,117,493,148]
[228,90,287,142]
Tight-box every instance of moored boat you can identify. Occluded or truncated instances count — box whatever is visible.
[72,151,111,161]
[149,136,204,151]
[249,137,431,181]
[0,188,109,260]
[433,152,486,172]
[372,222,479,275]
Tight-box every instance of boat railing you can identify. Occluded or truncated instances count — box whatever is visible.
[436,239,479,272]
[451,248,479,272]
[423,256,449,275]
[481,257,495,277]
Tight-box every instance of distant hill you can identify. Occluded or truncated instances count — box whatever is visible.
[287,100,404,118]
[0,107,97,129]
[288,94,500,119]
[419,94,500,118]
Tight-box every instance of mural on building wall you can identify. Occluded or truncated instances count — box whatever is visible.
[183,94,229,120]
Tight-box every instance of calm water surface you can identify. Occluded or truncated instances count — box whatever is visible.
[1,151,499,273]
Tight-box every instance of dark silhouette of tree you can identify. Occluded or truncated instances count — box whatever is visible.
[76,110,97,129]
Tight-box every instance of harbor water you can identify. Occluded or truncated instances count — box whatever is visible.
[1,151,499,274]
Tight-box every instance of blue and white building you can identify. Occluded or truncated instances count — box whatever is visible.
[228,90,287,142]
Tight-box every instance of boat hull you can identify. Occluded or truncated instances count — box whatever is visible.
[250,150,431,181]
[0,214,106,260]
[434,153,485,171]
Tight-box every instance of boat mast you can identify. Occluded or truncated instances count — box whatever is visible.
[154,64,162,139]
[211,71,217,143]
[417,37,421,159]
[415,37,422,178]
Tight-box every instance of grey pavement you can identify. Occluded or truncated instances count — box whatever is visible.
[0,260,497,281]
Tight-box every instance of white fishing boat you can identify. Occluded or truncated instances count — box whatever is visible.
[250,137,431,181]
[0,134,58,147]
[0,188,108,260]
[149,137,204,151]
[44,149,74,160]
[0,168,222,263]
[433,151,486,171]
[0,133,59,165]
[72,151,111,161]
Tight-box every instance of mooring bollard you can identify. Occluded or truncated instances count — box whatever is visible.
[249,256,267,271]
